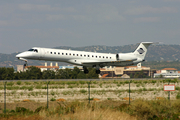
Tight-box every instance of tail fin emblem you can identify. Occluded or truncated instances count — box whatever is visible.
[137,48,145,54]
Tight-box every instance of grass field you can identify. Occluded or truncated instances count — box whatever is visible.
[0,79,180,119]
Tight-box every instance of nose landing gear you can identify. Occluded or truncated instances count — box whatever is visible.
[24,61,28,67]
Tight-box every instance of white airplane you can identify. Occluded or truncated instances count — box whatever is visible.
[16,42,153,74]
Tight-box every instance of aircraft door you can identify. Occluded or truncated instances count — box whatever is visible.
[39,48,45,59]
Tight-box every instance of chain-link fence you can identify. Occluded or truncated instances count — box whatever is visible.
[0,78,180,113]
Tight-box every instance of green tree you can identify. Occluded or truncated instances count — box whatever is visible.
[42,70,55,79]
[0,67,14,80]
[77,71,86,79]
[26,66,42,79]
[56,69,71,79]
[71,67,80,79]
[86,68,98,79]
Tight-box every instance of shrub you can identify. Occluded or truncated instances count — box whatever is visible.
[79,81,86,84]
[35,106,46,113]
[16,107,33,114]
[125,99,179,120]
[79,89,87,94]
[176,93,180,99]
[51,90,55,96]
[35,85,42,89]
[17,81,22,85]
[7,82,14,86]
[28,86,33,91]
[50,98,56,101]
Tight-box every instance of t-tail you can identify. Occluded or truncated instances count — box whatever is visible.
[133,42,153,61]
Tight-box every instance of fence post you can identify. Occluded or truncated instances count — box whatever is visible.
[88,80,91,104]
[4,81,7,114]
[47,81,50,109]
[129,80,131,105]
[168,80,170,100]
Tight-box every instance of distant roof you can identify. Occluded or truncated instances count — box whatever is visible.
[162,68,177,71]
[125,66,147,68]
[25,66,59,69]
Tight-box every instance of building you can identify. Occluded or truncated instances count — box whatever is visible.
[59,65,83,70]
[17,62,59,72]
[154,68,180,78]
[17,62,83,72]
[99,63,156,78]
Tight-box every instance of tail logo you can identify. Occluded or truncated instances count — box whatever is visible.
[137,48,145,54]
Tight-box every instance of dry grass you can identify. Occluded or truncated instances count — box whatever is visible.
[56,98,65,102]
[123,97,132,101]
[1,99,180,120]
[0,115,43,120]
[38,102,137,120]
[40,109,137,120]
[93,98,100,101]
[22,99,31,102]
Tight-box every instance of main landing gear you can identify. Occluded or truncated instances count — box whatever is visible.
[24,61,28,67]
[83,66,89,74]
[96,69,100,74]
[83,66,101,74]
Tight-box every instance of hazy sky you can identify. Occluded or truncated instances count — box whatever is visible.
[0,0,180,54]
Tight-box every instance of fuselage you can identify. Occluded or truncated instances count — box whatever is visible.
[16,47,139,67]
[16,42,153,74]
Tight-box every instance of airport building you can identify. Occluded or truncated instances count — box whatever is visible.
[17,62,83,72]
[154,68,180,78]
[17,62,59,72]
[99,63,156,78]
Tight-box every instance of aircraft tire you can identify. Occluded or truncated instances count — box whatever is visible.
[84,69,89,74]
[96,70,100,74]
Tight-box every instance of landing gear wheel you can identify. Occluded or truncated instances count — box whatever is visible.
[24,61,28,67]
[96,70,101,74]
[84,69,89,74]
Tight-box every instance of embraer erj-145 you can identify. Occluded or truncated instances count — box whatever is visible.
[16,42,153,74]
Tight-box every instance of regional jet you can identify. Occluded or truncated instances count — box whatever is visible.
[16,42,153,74]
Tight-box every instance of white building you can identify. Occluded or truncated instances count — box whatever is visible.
[154,68,180,78]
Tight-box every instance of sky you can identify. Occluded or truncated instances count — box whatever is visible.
[0,0,180,54]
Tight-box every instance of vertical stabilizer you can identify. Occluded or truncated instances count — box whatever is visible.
[134,42,153,60]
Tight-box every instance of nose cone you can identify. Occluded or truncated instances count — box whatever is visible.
[16,52,29,61]
[16,52,25,58]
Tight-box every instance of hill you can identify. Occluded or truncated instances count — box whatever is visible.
[1,44,180,70]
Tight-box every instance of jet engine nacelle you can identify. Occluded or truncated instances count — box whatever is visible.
[116,53,137,61]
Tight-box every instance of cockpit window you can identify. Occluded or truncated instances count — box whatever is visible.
[28,49,38,52]
[28,49,34,51]
[34,49,38,52]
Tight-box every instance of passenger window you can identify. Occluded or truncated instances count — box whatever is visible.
[92,55,94,57]
[69,53,71,55]
[58,52,60,55]
[110,57,111,59]
[62,53,64,55]
[84,55,86,57]
[66,53,68,55]
[103,56,104,58]
[80,54,82,57]
[77,54,78,56]
[96,56,97,58]
[88,55,90,57]
[54,52,56,54]
[99,56,101,58]
[106,57,108,59]
[73,54,75,56]
[50,52,52,54]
